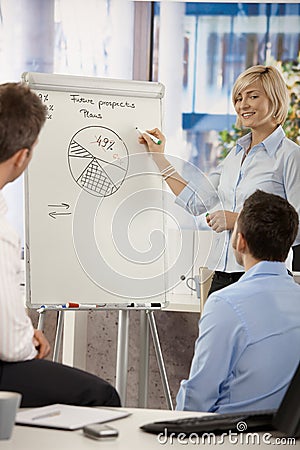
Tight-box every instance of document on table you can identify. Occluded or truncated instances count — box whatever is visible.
[16,404,130,430]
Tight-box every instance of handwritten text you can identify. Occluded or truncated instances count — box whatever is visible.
[98,100,136,110]
[70,94,95,105]
[79,109,102,119]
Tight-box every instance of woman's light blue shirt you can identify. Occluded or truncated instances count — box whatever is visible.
[175,126,300,272]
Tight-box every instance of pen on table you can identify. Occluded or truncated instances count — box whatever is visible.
[136,127,162,145]
[32,410,61,421]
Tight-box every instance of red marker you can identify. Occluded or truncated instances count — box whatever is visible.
[64,303,104,308]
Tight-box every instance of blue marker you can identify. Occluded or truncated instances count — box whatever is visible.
[36,305,62,313]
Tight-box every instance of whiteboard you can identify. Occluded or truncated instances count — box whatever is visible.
[22,72,168,309]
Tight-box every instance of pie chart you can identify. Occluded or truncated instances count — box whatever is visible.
[68,126,129,197]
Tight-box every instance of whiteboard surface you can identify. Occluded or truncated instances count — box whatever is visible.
[23,73,167,308]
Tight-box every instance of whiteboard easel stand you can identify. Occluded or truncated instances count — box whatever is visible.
[53,310,65,362]
[23,70,169,405]
[37,305,88,366]
[37,307,173,410]
[37,309,63,362]
[147,310,173,410]
[115,310,129,405]
[115,309,173,409]
[138,310,150,407]
[37,310,46,331]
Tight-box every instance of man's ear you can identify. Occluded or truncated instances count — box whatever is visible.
[13,148,30,168]
[236,232,247,254]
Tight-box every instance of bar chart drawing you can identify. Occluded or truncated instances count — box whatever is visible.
[68,126,129,197]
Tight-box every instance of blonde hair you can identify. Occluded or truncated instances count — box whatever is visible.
[232,65,289,128]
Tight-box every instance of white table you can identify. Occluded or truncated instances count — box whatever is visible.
[4,408,299,449]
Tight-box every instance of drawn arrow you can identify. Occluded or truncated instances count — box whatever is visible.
[48,203,71,219]
[48,203,70,209]
[49,211,72,219]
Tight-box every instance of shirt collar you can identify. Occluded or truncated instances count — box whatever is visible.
[0,190,8,216]
[235,125,285,156]
[238,260,288,282]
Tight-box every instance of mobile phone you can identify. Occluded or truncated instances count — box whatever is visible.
[83,423,119,440]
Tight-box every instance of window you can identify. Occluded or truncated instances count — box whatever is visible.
[152,2,300,172]
[0,0,136,240]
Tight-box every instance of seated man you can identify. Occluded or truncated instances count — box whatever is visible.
[0,82,120,408]
[176,189,300,413]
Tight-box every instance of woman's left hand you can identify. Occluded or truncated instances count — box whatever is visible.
[206,211,238,233]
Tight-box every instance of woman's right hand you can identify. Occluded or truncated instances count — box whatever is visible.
[138,127,166,157]
[138,127,188,196]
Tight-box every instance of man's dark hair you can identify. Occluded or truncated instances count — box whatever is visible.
[0,82,46,163]
[237,190,299,262]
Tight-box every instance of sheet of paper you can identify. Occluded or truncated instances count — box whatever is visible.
[16,404,130,430]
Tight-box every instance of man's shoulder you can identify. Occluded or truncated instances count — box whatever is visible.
[206,272,268,311]
[204,283,246,320]
[207,280,244,303]
[207,269,300,310]
[202,283,250,332]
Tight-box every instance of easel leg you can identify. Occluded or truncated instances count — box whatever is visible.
[53,310,65,362]
[147,311,174,410]
[37,310,46,331]
[115,310,129,406]
[62,311,88,370]
[138,310,150,407]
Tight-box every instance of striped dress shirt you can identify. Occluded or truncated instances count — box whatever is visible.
[0,191,37,361]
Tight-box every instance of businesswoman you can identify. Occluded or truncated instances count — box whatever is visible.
[139,65,300,294]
